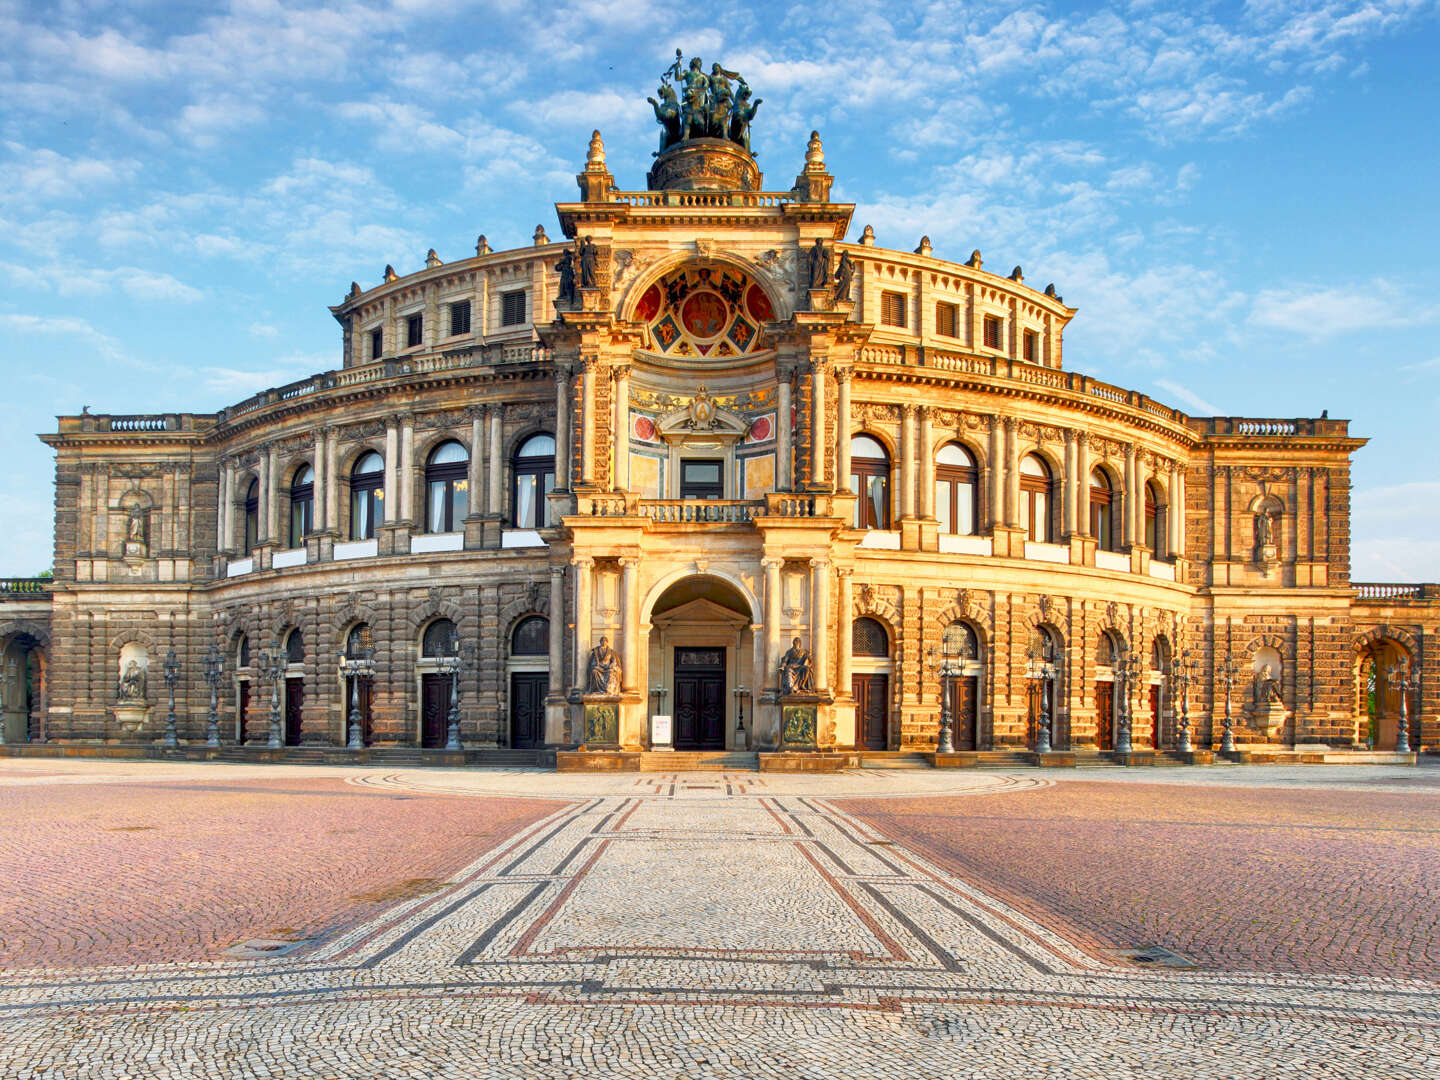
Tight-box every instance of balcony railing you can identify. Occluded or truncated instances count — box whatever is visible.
[0,578,49,599]
[639,500,762,523]
[1354,582,1436,601]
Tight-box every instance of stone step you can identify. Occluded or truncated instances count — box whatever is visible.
[638,752,758,772]
[859,752,933,769]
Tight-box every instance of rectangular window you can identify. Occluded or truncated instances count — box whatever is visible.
[880,291,906,328]
[501,290,527,327]
[370,327,384,361]
[680,459,724,500]
[406,313,423,347]
[1023,329,1038,363]
[983,315,1002,350]
[449,300,471,337]
[935,301,958,338]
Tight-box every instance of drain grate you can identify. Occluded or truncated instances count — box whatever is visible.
[225,938,311,960]
[1106,945,1197,969]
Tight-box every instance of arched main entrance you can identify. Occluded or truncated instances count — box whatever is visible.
[1,634,45,743]
[1355,637,1413,750]
[647,576,754,751]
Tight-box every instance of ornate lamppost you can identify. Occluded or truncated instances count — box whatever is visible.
[930,638,959,754]
[1114,646,1137,754]
[1175,649,1194,753]
[1390,659,1412,754]
[160,648,181,748]
[1218,654,1240,754]
[261,641,284,749]
[338,644,376,750]
[1027,636,1055,754]
[436,639,474,752]
[202,644,224,748]
[732,686,751,750]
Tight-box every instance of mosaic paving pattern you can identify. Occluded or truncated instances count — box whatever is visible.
[0,766,1436,1078]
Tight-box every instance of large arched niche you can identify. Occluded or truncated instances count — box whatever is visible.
[621,257,781,359]
[648,574,754,621]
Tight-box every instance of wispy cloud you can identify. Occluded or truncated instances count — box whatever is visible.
[1249,280,1440,338]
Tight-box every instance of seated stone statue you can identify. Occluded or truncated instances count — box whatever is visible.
[586,636,621,696]
[117,660,146,703]
[1254,663,1283,706]
[778,637,816,696]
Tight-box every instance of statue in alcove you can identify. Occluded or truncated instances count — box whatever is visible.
[779,637,816,696]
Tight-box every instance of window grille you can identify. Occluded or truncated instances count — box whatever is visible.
[852,617,890,658]
[935,301,958,338]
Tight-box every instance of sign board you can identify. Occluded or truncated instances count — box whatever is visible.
[650,713,674,750]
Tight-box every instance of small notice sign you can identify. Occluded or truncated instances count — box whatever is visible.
[651,714,673,749]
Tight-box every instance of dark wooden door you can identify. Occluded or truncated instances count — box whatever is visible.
[854,673,889,750]
[421,674,451,748]
[284,678,304,746]
[510,672,547,749]
[946,675,978,751]
[238,680,250,744]
[1094,682,1113,750]
[1149,684,1162,749]
[674,648,725,750]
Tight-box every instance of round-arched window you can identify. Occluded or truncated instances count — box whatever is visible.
[1020,454,1054,543]
[351,451,385,540]
[425,440,470,534]
[942,621,979,661]
[422,618,457,658]
[1145,479,1167,557]
[852,617,890,658]
[851,436,891,530]
[346,623,373,659]
[243,478,260,552]
[284,629,305,665]
[237,633,251,669]
[1090,468,1115,551]
[513,434,556,530]
[289,464,314,548]
[935,443,977,535]
[512,616,549,656]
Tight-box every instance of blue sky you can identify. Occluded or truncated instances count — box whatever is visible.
[2,0,1438,579]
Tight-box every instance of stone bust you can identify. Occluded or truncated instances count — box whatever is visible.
[779,636,815,696]
[586,636,621,695]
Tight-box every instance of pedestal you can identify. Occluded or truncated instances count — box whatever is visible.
[112,704,151,740]
[779,694,825,749]
[580,695,622,748]
[1249,702,1289,738]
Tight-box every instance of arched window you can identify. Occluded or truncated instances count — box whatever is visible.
[1090,468,1115,551]
[935,443,978,535]
[942,620,979,661]
[243,479,259,552]
[425,441,469,533]
[852,616,890,657]
[350,451,384,540]
[288,464,314,549]
[1145,480,1166,556]
[422,618,457,658]
[512,616,549,656]
[346,623,373,659]
[851,435,891,530]
[1019,454,1054,543]
[237,633,251,669]
[284,628,305,666]
[513,434,556,530]
[1097,631,1119,667]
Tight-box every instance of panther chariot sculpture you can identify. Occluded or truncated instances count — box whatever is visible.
[648,50,763,156]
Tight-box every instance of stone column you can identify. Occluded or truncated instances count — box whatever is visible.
[776,369,793,491]
[488,405,504,516]
[810,361,826,488]
[554,364,572,490]
[810,558,830,692]
[619,557,638,691]
[1076,433,1091,535]
[1123,444,1136,547]
[900,405,917,519]
[763,557,783,694]
[572,556,593,692]
[262,445,277,541]
[613,365,631,492]
[918,407,934,518]
[1062,429,1077,536]
[468,412,484,511]
[1173,465,1186,554]
[383,419,399,525]
[837,568,853,693]
[400,414,415,525]
[1003,418,1019,526]
[220,459,235,552]
[580,359,597,487]
[548,566,566,684]
[1135,451,1149,547]
[988,416,1003,530]
[311,429,326,532]
[835,368,852,491]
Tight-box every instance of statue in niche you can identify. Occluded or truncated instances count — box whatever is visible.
[779,637,816,696]
[586,636,621,695]
[1255,507,1276,548]
[806,239,830,290]
[1254,663,1283,706]
[577,236,599,290]
[126,507,146,543]
[833,250,856,302]
[117,660,147,703]
[556,248,577,306]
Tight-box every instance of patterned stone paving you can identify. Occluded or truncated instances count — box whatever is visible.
[0,760,1437,1078]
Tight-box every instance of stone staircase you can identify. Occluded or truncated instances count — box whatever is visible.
[860,751,933,769]
[638,751,758,771]
[974,750,1037,769]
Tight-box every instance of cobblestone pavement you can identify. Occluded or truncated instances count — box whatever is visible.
[1,760,1437,1079]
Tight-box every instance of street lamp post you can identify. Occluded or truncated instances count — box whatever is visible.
[1218,654,1240,754]
[1115,647,1136,754]
[1028,637,1054,754]
[262,642,284,749]
[161,648,181,748]
[436,640,473,752]
[732,686,751,750]
[1391,660,1412,754]
[1176,649,1193,753]
[202,644,224,748]
[338,645,375,750]
[931,639,958,755]
[0,660,9,746]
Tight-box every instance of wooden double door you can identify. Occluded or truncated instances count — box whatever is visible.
[284,678,304,746]
[421,673,452,749]
[674,648,725,750]
[854,673,890,750]
[1094,682,1114,750]
[510,672,547,749]
[944,675,979,751]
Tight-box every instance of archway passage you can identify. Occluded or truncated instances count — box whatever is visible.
[1356,638,1413,750]
[1,633,45,743]
[649,576,753,752]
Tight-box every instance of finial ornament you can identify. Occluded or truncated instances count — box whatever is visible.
[533,224,549,246]
[586,130,606,169]
[383,264,397,282]
[1010,265,1023,282]
[476,234,491,256]
[348,281,361,299]
[967,249,982,269]
[805,130,824,168]
[860,225,876,246]
[916,236,932,257]
[426,248,442,268]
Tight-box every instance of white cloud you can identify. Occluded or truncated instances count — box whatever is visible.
[0,261,202,302]
[333,101,464,151]
[1154,378,1223,416]
[1352,480,1440,581]
[0,313,127,359]
[1248,281,1440,338]
[175,100,266,146]
[0,142,137,207]
[248,322,280,339]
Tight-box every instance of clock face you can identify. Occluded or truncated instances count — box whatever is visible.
[637,264,770,359]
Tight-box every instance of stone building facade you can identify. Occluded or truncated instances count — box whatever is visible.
[2,97,1435,760]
